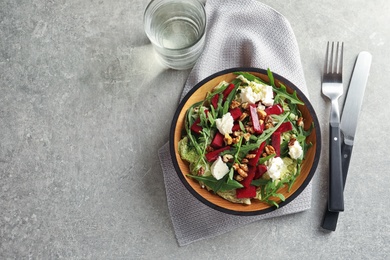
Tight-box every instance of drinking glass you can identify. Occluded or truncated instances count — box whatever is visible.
[144,0,206,70]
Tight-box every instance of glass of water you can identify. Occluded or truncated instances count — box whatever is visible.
[144,0,206,70]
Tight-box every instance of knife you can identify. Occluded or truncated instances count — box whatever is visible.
[322,51,372,231]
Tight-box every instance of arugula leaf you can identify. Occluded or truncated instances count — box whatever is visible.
[251,178,269,186]
[273,83,304,105]
[267,68,275,87]
[258,153,275,165]
[261,180,287,208]
[222,84,239,115]
[187,174,243,192]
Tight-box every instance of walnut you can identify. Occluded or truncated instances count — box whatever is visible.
[197,167,205,176]
[230,100,241,109]
[239,164,249,172]
[233,131,242,137]
[241,102,249,110]
[237,168,248,178]
[233,163,248,178]
[243,133,251,142]
[265,145,276,155]
[265,123,273,130]
[297,117,304,127]
[222,154,233,163]
[232,136,241,144]
[245,126,255,134]
[241,158,249,163]
[288,138,297,147]
[232,163,240,171]
[245,153,257,159]
[238,112,248,121]
[206,146,214,153]
[264,115,274,129]
[257,109,267,120]
[224,133,233,145]
[235,175,244,181]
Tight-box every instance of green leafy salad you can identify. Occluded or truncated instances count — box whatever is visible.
[178,69,313,207]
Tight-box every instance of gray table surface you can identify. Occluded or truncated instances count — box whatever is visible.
[1,0,389,259]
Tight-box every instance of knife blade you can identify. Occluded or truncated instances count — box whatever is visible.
[322,51,372,231]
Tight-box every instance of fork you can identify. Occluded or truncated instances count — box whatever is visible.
[322,41,344,212]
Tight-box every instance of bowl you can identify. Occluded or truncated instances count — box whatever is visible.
[170,68,321,215]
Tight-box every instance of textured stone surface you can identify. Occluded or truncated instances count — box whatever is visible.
[1,0,389,258]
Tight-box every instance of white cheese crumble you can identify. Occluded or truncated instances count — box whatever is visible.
[215,112,234,135]
[261,84,274,106]
[267,157,286,181]
[288,140,303,159]
[211,156,230,180]
[236,75,274,106]
[240,86,260,104]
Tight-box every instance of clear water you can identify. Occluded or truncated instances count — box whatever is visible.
[157,17,200,49]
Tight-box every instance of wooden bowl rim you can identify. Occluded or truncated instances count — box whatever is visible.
[169,67,321,216]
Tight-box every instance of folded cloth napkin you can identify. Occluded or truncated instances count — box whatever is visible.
[158,0,311,246]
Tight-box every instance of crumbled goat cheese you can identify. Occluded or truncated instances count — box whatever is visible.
[267,157,286,181]
[211,156,230,180]
[215,112,234,135]
[288,140,303,159]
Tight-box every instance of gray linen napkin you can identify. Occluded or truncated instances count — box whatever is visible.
[158,0,311,246]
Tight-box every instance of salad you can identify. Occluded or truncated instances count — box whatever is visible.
[178,69,313,207]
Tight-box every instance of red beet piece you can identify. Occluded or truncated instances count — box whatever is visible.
[222,83,236,100]
[271,132,281,157]
[211,132,225,149]
[255,164,268,179]
[265,104,284,115]
[232,123,241,131]
[190,110,209,134]
[247,141,266,167]
[229,107,242,120]
[211,94,219,109]
[240,166,256,188]
[276,121,293,133]
[249,104,263,134]
[205,146,230,162]
[190,118,202,134]
[236,185,257,199]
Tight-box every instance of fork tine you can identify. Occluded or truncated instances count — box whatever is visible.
[335,42,339,73]
[324,42,330,73]
[339,42,344,74]
[325,41,344,75]
[330,42,334,73]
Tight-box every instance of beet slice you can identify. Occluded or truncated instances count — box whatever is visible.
[271,132,281,157]
[239,166,256,188]
[229,107,242,120]
[265,104,284,115]
[211,132,225,149]
[249,104,263,134]
[276,121,293,133]
[205,146,230,162]
[255,164,268,179]
[236,185,257,198]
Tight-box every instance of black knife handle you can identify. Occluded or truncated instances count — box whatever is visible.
[322,142,353,231]
[328,124,344,212]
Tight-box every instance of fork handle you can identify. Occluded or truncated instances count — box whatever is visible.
[328,123,344,212]
[322,142,352,230]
